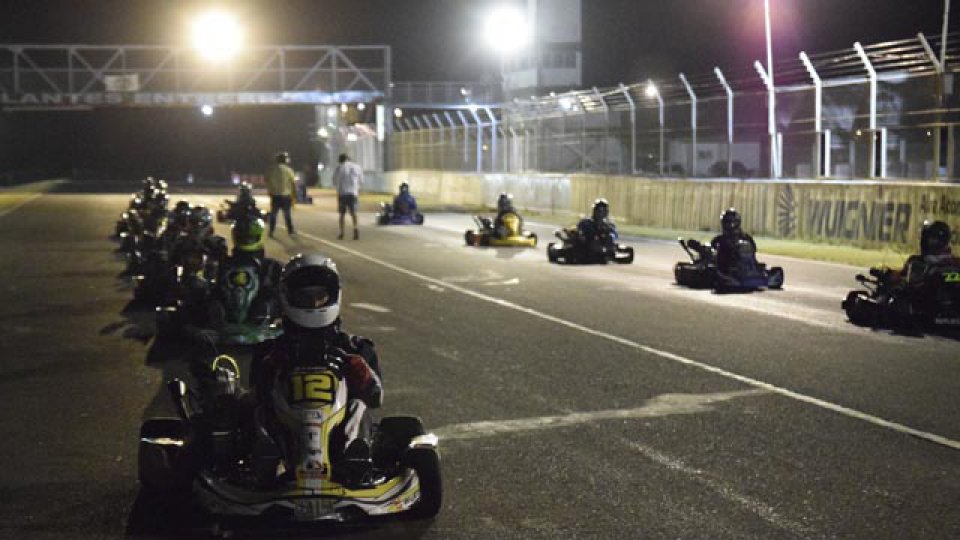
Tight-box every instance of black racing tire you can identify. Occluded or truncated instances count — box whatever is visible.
[138,419,192,494]
[374,416,425,467]
[615,246,634,264]
[547,243,559,263]
[414,213,424,225]
[464,230,475,246]
[843,291,879,327]
[529,232,538,248]
[402,447,442,519]
[767,267,785,290]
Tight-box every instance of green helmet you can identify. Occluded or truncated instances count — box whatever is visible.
[232,217,266,252]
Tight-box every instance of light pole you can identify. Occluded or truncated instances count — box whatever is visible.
[763,0,778,178]
[646,80,664,176]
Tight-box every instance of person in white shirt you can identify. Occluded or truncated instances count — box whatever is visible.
[332,153,363,240]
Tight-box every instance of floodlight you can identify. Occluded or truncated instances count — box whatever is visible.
[645,82,658,99]
[393,108,403,118]
[192,10,244,62]
[201,104,214,116]
[357,103,366,111]
[484,5,531,54]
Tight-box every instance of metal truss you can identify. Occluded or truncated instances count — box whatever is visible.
[0,44,391,108]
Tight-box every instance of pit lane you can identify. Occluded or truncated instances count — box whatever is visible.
[1,182,958,539]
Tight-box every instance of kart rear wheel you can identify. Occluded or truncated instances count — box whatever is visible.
[414,213,424,225]
[403,447,442,519]
[464,231,475,246]
[767,267,785,289]
[615,246,634,264]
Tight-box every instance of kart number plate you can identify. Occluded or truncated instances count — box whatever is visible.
[294,498,334,520]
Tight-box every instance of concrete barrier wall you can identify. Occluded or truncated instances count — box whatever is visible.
[384,170,960,252]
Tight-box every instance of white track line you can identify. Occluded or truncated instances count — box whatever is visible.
[298,230,960,452]
[0,191,46,219]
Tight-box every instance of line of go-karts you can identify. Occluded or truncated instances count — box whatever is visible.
[114,178,442,529]
[374,189,957,334]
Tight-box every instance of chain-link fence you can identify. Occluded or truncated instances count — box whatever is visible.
[390,32,960,182]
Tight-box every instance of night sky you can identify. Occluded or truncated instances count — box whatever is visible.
[0,0,948,85]
[0,0,950,179]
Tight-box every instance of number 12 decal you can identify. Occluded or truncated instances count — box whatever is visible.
[290,372,337,403]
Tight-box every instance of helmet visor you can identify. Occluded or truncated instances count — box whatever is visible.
[287,285,332,308]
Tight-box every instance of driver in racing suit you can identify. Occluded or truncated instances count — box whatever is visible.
[888,220,959,287]
[249,254,383,486]
[710,208,757,275]
[392,182,418,216]
[494,192,523,238]
[576,198,618,252]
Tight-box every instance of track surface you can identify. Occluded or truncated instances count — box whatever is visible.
[1,184,959,539]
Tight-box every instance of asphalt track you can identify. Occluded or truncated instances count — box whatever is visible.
[1,182,959,539]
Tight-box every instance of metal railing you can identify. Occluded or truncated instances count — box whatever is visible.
[391,32,960,182]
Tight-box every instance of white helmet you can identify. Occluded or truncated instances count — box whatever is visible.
[279,254,341,328]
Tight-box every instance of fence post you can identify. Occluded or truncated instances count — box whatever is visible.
[412,117,425,169]
[484,107,497,172]
[469,107,483,173]
[593,87,610,173]
[647,79,665,176]
[456,110,469,169]
[619,83,637,175]
[799,51,824,178]
[679,73,697,177]
[714,67,734,177]
[754,61,780,178]
[854,42,879,179]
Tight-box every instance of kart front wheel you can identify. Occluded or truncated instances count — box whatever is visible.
[138,419,192,494]
[547,243,559,263]
[843,291,880,327]
[374,416,426,467]
[403,447,442,519]
[464,231,475,246]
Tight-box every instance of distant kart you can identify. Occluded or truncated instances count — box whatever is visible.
[674,238,783,291]
[842,264,960,329]
[464,213,537,247]
[216,200,264,223]
[547,227,632,264]
[376,202,424,226]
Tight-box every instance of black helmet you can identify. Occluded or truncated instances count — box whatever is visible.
[237,182,255,204]
[497,193,514,214]
[592,198,609,221]
[188,205,213,231]
[399,182,410,193]
[920,220,951,255]
[721,208,741,235]
[276,151,290,164]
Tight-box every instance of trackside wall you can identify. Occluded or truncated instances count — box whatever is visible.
[381,170,960,252]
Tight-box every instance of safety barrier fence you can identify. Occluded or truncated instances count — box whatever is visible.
[390,32,960,183]
[381,169,960,252]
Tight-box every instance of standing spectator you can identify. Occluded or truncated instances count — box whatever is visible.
[333,153,363,240]
[266,151,297,236]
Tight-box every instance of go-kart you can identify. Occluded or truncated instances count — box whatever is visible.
[138,355,442,524]
[547,226,633,264]
[216,199,264,224]
[464,213,537,247]
[674,238,783,291]
[158,257,283,345]
[376,201,424,226]
[134,233,224,306]
[842,263,960,329]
